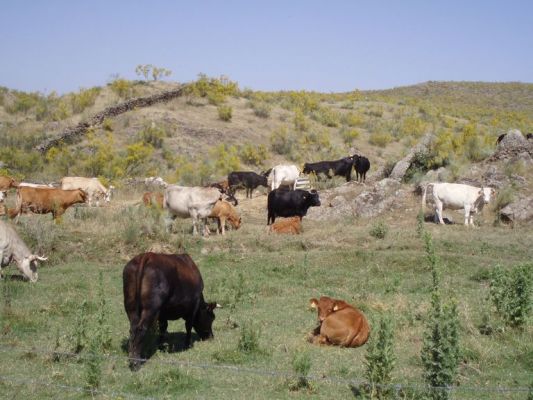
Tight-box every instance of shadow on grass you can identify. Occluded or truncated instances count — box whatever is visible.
[424,215,454,225]
[120,331,201,362]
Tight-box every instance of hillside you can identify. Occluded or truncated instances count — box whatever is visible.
[0,78,531,186]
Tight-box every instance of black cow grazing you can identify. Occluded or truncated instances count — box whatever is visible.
[267,189,321,225]
[496,134,506,144]
[303,156,354,182]
[123,252,218,370]
[353,155,370,182]
[228,171,269,198]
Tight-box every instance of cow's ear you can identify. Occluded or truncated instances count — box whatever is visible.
[309,298,318,309]
[333,303,339,311]
[207,302,219,311]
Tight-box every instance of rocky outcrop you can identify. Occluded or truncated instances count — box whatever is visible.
[487,129,533,163]
[499,197,533,224]
[36,85,187,153]
[389,133,433,180]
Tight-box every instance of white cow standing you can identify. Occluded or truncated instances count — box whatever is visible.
[60,177,114,207]
[0,220,47,282]
[269,165,301,191]
[422,183,495,226]
[164,186,222,236]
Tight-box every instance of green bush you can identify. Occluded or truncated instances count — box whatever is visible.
[340,127,360,144]
[370,221,388,239]
[238,322,261,355]
[341,112,365,127]
[218,105,233,121]
[109,78,134,99]
[489,264,532,327]
[249,101,271,118]
[369,132,393,147]
[289,351,312,391]
[239,143,268,166]
[71,87,100,114]
[364,314,396,399]
[311,106,340,127]
[270,126,297,156]
[138,123,166,148]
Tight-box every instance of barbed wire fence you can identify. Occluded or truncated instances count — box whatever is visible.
[0,344,530,399]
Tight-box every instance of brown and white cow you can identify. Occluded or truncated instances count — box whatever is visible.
[9,186,87,222]
[308,296,370,348]
[208,200,241,235]
[142,192,164,209]
[268,216,302,234]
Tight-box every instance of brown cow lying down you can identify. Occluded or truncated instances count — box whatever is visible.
[142,191,164,208]
[208,200,241,235]
[308,296,370,348]
[269,216,302,234]
[9,186,87,222]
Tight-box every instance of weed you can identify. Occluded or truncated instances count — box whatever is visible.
[217,105,233,121]
[289,350,312,391]
[370,221,388,239]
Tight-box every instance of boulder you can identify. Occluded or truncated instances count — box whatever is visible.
[353,178,405,218]
[389,133,433,180]
[499,197,533,224]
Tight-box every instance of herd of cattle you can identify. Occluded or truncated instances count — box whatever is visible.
[0,152,501,370]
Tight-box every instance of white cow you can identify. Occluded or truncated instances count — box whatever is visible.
[269,165,301,191]
[0,220,47,282]
[60,177,113,207]
[422,183,495,226]
[164,186,222,236]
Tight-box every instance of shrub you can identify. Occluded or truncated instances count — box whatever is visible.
[135,64,172,81]
[138,123,166,148]
[311,106,340,127]
[217,105,233,121]
[293,108,309,132]
[342,112,365,127]
[71,87,100,114]
[239,143,268,166]
[489,264,532,327]
[251,102,271,118]
[238,322,261,355]
[421,232,460,400]
[270,126,297,156]
[370,221,388,239]
[340,127,360,144]
[364,314,396,399]
[369,132,393,147]
[399,116,426,138]
[109,78,134,99]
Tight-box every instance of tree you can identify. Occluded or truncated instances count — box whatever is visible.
[135,64,172,81]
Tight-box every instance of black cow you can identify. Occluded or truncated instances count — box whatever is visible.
[228,171,269,198]
[353,155,370,182]
[527,133,533,140]
[123,252,218,370]
[303,157,354,182]
[267,189,321,225]
[496,134,506,144]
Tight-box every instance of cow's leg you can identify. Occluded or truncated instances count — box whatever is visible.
[129,309,157,370]
[435,201,445,225]
[158,317,168,345]
[203,218,210,237]
[0,251,4,280]
[220,216,226,235]
[464,205,472,226]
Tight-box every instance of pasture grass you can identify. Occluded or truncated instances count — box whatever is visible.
[0,191,532,399]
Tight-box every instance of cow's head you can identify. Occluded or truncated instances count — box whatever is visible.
[229,215,242,230]
[77,189,88,203]
[193,301,220,340]
[310,296,336,322]
[0,191,7,202]
[479,187,495,204]
[305,190,321,207]
[19,254,47,283]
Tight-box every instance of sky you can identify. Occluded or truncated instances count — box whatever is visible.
[1,0,532,94]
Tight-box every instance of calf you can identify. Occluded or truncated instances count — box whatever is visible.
[309,296,370,348]
[353,155,370,182]
[142,191,164,208]
[267,189,320,225]
[227,171,268,198]
[0,176,18,191]
[123,252,218,370]
[0,220,47,282]
[303,156,354,181]
[9,187,87,222]
[422,182,495,226]
[268,216,302,234]
[208,200,241,235]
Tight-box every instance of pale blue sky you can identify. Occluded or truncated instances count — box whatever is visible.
[1,1,532,94]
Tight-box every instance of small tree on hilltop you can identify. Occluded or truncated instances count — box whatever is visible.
[135,64,172,81]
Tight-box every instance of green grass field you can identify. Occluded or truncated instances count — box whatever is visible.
[0,192,532,399]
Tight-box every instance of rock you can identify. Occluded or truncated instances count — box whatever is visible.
[498,129,527,149]
[487,129,533,162]
[353,178,405,218]
[389,133,433,180]
[499,197,533,224]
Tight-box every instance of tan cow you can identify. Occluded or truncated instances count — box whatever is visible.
[142,192,164,208]
[269,216,302,234]
[60,177,113,207]
[308,296,370,348]
[0,176,19,191]
[208,200,241,235]
[9,187,87,222]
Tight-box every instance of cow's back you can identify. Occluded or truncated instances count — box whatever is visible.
[165,186,221,218]
[433,183,480,209]
[321,306,370,347]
